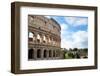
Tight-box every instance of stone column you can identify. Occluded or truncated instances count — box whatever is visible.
[46,49,49,59]
[40,34,43,44]
[55,50,57,57]
[47,35,50,45]
[33,33,37,44]
[57,49,59,57]
[34,48,37,60]
[41,34,44,44]
[51,50,54,59]
[41,48,44,59]
[51,37,53,46]
[35,32,38,44]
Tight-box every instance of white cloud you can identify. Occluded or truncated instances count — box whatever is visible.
[72,31,88,48]
[61,38,73,49]
[64,17,88,26]
[61,23,68,31]
[65,17,76,25]
[75,18,88,26]
[61,30,88,49]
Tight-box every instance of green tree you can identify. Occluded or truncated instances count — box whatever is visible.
[73,48,78,51]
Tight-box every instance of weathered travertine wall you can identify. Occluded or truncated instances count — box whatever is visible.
[28,15,63,60]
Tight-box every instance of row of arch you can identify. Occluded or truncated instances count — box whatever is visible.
[28,48,61,60]
[28,31,60,47]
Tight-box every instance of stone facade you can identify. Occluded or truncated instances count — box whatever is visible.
[28,15,62,60]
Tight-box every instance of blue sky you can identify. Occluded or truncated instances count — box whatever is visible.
[45,16,88,49]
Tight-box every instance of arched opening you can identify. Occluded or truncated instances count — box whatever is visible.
[43,35,46,43]
[56,50,59,57]
[44,50,47,58]
[53,50,55,57]
[37,39,40,43]
[37,49,41,58]
[37,34,41,43]
[49,50,52,57]
[28,49,34,59]
[48,37,51,43]
[28,32,34,42]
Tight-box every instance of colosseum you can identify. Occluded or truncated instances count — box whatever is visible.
[28,15,63,60]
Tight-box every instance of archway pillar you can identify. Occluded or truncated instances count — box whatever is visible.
[41,48,44,59]
[33,33,37,44]
[46,35,49,44]
[41,34,44,44]
[46,49,49,59]
[35,32,38,44]
[55,50,57,57]
[51,50,54,58]
[34,48,37,60]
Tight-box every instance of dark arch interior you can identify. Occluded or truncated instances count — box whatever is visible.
[37,39,40,43]
[37,49,41,58]
[53,50,55,57]
[49,50,52,57]
[28,49,34,59]
[44,50,47,58]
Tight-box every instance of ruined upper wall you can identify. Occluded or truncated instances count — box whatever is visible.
[28,15,61,36]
